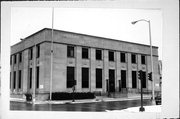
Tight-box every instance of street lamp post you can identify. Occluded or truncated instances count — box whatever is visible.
[33,43,36,104]
[132,19,155,105]
[50,7,54,101]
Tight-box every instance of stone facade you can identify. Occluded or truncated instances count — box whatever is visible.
[10,28,160,100]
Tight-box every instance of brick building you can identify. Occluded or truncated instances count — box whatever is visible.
[10,28,160,100]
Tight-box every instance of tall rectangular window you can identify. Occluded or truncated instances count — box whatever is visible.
[141,55,146,64]
[29,47,33,60]
[132,71,137,88]
[29,68,32,89]
[96,49,102,60]
[19,52,22,62]
[36,45,40,58]
[82,47,88,59]
[109,51,114,61]
[36,66,40,89]
[121,70,126,88]
[14,54,17,64]
[109,69,115,92]
[10,72,11,89]
[120,52,126,62]
[131,54,136,63]
[18,70,21,89]
[67,67,75,88]
[13,71,16,89]
[142,71,146,88]
[10,55,12,65]
[67,46,74,58]
[82,68,89,88]
[96,68,102,88]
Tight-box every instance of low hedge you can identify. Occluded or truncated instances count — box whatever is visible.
[51,92,95,100]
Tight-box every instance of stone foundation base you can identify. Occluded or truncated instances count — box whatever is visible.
[10,89,155,101]
[10,93,50,101]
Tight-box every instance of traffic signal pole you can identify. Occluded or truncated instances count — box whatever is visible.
[139,70,145,112]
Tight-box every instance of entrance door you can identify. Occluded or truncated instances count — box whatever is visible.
[109,69,115,92]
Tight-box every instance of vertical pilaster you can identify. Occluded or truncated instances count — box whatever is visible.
[75,46,82,92]
[23,50,29,93]
[32,45,36,94]
[103,50,108,92]
[90,48,95,92]
[116,51,120,92]
[11,56,14,92]
[39,44,43,92]
[15,54,18,92]
[16,53,20,91]
[15,70,17,92]
[153,56,159,91]
[16,70,19,92]
[19,52,24,92]
[147,55,152,91]
[127,53,132,90]
[137,54,141,90]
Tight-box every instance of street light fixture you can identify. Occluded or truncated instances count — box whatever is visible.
[131,19,155,105]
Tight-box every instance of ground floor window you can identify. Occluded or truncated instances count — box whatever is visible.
[121,70,126,88]
[29,68,32,89]
[67,67,75,88]
[142,71,146,88]
[36,66,39,89]
[132,71,137,88]
[10,72,11,89]
[18,70,21,89]
[13,71,16,89]
[96,68,102,88]
[82,67,89,88]
[119,80,121,92]
[109,69,115,92]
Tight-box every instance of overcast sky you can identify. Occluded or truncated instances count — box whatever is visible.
[11,7,162,59]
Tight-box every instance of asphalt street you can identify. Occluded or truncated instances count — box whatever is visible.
[10,99,152,111]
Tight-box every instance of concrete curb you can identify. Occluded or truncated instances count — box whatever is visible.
[10,96,151,105]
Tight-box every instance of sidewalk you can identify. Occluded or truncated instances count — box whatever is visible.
[10,94,151,105]
[105,104,161,113]
[106,105,161,119]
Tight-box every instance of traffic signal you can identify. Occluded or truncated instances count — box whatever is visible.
[138,70,142,80]
[148,72,152,81]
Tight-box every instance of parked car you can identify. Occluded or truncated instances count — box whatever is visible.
[155,92,161,105]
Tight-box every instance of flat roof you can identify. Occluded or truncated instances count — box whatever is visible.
[15,28,158,49]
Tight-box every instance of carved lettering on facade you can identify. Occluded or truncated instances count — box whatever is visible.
[121,65,125,69]
[69,61,73,64]
[132,65,136,69]
[83,62,87,66]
